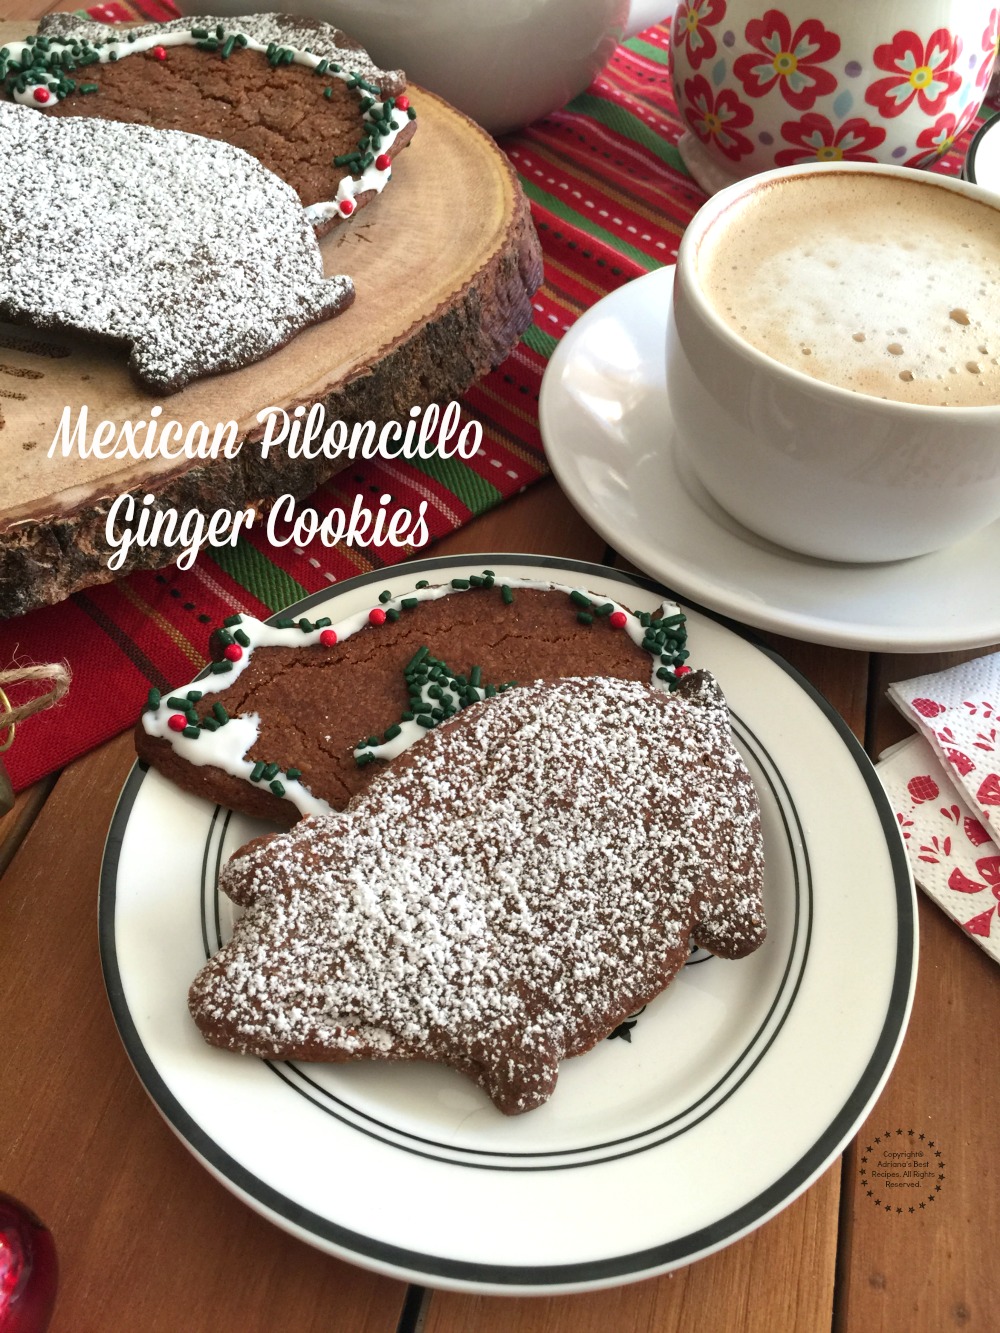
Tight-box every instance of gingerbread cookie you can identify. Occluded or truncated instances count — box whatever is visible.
[0,103,354,394]
[137,573,692,824]
[14,14,417,231]
[188,674,767,1114]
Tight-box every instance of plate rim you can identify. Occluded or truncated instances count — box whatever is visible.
[540,266,1000,654]
[99,552,916,1293]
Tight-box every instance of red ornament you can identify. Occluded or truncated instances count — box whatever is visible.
[167,713,187,732]
[368,607,387,626]
[0,1193,58,1333]
[32,87,51,104]
[675,664,692,676]
[223,644,243,662]
[395,95,410,111]
[150,45,168,61]
[339,198,356,217]
[375,153,391,171]
[608,610,628,629]
[319,628,338,647]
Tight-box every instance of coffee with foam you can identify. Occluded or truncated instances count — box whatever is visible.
[698,172,1000,408]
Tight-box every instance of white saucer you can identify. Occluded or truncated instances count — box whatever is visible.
[539,266,1000,653]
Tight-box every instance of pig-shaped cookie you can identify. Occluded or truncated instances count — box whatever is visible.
[0,103,353,393]
[188,673,767,1114]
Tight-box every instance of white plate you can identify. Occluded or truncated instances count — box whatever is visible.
[100,556,915,1294]
[539,268,1000,652]
[965,114,1000,191]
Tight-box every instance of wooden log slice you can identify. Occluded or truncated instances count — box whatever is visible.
[0,20,543,619]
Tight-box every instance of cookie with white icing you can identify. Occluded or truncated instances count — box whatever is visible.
[0,103,353,394]
[137,574,692,824]
[15,14,418,232]
[188,674,767,1114]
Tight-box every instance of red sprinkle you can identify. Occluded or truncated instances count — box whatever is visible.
[675,665,692,676]
[319,628,338,647]
[167,713,187,732]
[395,95,410,111]
[150,45,167,60]
[608,610,628,629]
[339,198,356,216]
[375,153,391,171]
[223,644,243,661]
[368,607,387,626]
[32,87,51,104]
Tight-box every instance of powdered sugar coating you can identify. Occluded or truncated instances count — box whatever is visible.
[189,674,766,1114]
[0,103,353,393]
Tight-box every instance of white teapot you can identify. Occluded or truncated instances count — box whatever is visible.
[175,1,675,134]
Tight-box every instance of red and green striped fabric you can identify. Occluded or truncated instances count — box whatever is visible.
[0,11,987,789]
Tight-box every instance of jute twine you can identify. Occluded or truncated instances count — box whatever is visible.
[0,663,72,753]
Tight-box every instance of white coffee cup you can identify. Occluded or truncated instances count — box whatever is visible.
[665,162,1000,563]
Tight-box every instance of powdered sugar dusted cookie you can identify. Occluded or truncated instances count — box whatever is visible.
[18,14,418,231]
[0,103,353,393]
[188,674,767,1115]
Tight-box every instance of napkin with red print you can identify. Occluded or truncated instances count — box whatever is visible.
[877,652,1000,963]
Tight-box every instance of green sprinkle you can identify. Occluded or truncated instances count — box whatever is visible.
[656,666,673,680]
[386,608,400,622]
[469,666,482,688]
[216,629,235,647]
[250,761,266,782]
[179,724,198,739]
[212,703,229,724]
[262,762,280,780]
[314,617,332,628]
[185,710,199,725]
[146,687,161,711]
[316,58,329,75]
[269,780,286,797]
[484,684,497,698]
[383,724,402,741]
[451,577,470,589]
[501,585,514,605]
[234,629,251,648]
[166,695,189,709]
[222,613,243,627]
[216,23,225,38]
[401,712,415,722]
[324,85,334,99]
[401,598,419,610]
[378,589,393,603]
[596,602,615,617]
[469,574,485,587]
[577,612,594,625]
[201,717,219,732]
[286,767,302,781]
[416,580,430,589]
[365,735,379,748]
[355,753,375,767]
[191,27,209,38]
[276,617,294,629]
[416,715,435,729]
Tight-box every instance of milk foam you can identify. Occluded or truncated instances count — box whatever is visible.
[698,173,1000,407]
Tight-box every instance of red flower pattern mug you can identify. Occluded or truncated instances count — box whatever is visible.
[670,1,1000,191]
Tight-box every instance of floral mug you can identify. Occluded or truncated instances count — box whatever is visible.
[670,1,1000,191]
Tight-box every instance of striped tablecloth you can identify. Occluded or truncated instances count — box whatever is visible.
[0,5,990,788]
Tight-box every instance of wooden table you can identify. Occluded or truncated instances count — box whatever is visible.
[3,1,1000,1326]
[2,475,999,1333]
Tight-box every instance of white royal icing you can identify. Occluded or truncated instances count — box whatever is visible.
[141,575,688,819]
[3,24,412,222]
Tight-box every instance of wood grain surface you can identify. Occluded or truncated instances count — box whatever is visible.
[0,17,542,615]
[2,478,1000,1330]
